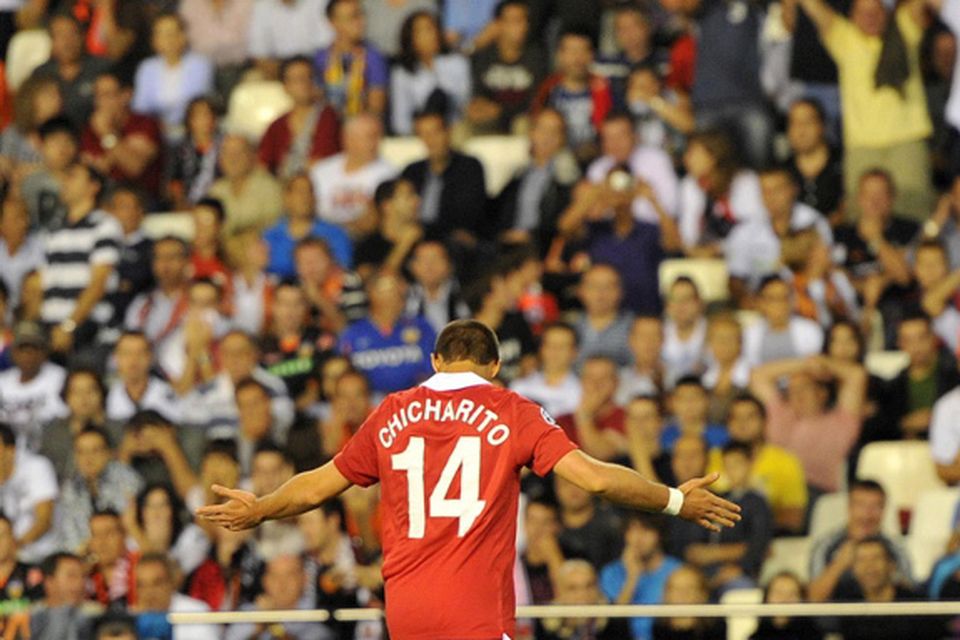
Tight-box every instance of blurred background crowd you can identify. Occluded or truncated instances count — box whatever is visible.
[3,0,960,638]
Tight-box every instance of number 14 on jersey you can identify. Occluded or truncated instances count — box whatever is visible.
[391,436,487,539]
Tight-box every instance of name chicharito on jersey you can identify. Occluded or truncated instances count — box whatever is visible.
[379,398,512,448]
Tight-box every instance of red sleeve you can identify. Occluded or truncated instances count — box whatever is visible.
[257,117,287,174]
[333,404,385,487]
[590,77,613,131]
[667,36,696,93]
[310,106,341,162]
[81,126,103,157]
[512,395,578,477]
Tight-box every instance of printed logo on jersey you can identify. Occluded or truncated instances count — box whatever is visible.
[540,407,558,426]
[402,327,421,344]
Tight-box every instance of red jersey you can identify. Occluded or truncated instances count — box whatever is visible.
[334,371,577,640]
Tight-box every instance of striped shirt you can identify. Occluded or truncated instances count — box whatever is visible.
[41,209,121,327]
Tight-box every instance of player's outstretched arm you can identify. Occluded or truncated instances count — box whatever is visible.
[553,449,741,532]
[196,460,353,531]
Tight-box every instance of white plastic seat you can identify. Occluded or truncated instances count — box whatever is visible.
[379,136,427,170]
[856,441,945,515]
[142,212,194,240]
[462,135,529,196]
[225,81,292,140]
[6,30,51,92]
[759,536,812,584]
[720,588,763,640]
[659,259,730,303]
[864,351,909,380]
[905,487,958,581]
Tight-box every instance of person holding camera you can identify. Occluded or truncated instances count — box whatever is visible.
[557,164,678,315]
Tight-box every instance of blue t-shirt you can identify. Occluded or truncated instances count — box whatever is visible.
[660,423,730,451]
[314,43,388,114]
[339,316,436,393]
[587,220,663,316]
[263,219,353,277]
[599,555,682,640]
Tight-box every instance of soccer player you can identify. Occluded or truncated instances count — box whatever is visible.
[198,320,740,639]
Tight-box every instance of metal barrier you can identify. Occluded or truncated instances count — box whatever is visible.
[169,601,960,625]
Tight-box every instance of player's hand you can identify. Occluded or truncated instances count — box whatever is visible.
[677,473,742,532]
[196,485,262,531]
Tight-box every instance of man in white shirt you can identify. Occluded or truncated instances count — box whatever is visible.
[134,552,218,640]
[662,277,707,386]
[248,0,334,79]
[584,112,679,225]
[743,276,824,365]
[0,424,58,563]
[726,165,834,299]
[511,322,582,417]
[0,322,67,450]
[309,113,397,235]
[124,236,191,351]
[617,315,666,404]
[106,331,181,424]
[181,331,294,438]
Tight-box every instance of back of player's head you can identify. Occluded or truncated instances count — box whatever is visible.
[434,320,501,365]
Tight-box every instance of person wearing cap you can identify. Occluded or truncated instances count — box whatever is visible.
[0,322,67,450]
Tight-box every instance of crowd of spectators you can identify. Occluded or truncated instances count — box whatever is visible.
[4,0,960,638]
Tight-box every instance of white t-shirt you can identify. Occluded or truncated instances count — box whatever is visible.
[662,318,707,385]
[1,450,58,563]
[0,363,67,450]
[677,170,766,248]
[931,386,960,466]
[170,593,219,640]
[585,145,679,224]
[725,202,834,286]
[248,0,333,60]
[106,377,182,424]
[510,372,582,418]
[309,154,398,225]
[615,367,660,405]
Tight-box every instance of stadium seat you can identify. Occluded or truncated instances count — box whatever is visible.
[659,259,729,303]
[809,491,901,540]
[380,136,427,170]
[225,81,292,140]
[856,441,945,515]
[905,487,958,581]
[720,588,763,640]
[142,212,194,240]
[462,135,529,196]
[864,350,909,380]
[6,29,51,92]
[759,536,811,583]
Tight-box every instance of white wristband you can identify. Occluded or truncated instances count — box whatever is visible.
[662,487,684,516]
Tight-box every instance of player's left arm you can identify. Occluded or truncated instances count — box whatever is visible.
[196,461,353,531]
[552,449,741,532]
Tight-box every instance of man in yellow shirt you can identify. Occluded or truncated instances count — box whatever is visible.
[707,394,808,534]
[790,0,933,221]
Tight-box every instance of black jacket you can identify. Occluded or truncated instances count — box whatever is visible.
[401,152,489,238]
[493,167,571,255]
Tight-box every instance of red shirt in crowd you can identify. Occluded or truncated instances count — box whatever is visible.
[556,406,626,447]
[81,113,164,200]
[257,106,341,175]
[334,371,577,639]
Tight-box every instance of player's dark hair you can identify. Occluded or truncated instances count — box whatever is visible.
[434,320,501,365]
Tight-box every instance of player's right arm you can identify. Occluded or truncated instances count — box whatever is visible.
[196,461,353,531]
[553,449,741,532]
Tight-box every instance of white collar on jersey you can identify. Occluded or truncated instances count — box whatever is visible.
[420,371,492,391]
